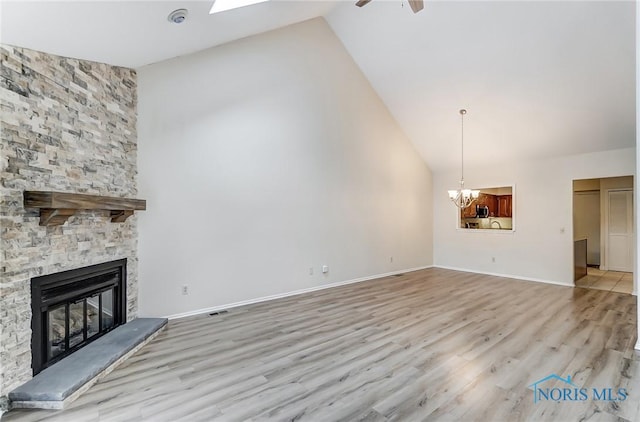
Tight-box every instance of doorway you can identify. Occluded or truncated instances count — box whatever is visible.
[573,176,634,294]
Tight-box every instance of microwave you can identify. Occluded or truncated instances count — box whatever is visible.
[476,205,489,218]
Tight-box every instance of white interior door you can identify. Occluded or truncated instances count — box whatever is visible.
[606,189,633,272]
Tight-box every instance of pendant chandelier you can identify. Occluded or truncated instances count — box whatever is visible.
[448,109,479,209]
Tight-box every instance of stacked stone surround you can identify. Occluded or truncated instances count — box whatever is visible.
[0,45,138,404]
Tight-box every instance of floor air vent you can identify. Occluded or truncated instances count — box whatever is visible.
[393,274,405,277]
[209,310,229,316]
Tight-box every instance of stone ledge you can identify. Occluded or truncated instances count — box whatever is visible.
[8,318,167,410]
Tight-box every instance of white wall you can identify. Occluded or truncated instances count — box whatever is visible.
[635,0,639,350]
[434,148,635,286]
[136,18,433,317]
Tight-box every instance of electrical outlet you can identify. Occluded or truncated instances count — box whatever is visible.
[322,265,329,274]
[491,257,496,263]
[309,267,314,275]
[390,256,394,263]
[181,285,189,295]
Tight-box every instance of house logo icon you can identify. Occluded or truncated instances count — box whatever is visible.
[529,374,578,403]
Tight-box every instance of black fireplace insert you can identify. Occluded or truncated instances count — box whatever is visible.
[31,259,127,375]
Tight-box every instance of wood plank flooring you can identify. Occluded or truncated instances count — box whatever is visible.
[4,268,640,421]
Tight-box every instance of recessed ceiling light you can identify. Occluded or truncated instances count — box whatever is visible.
[168,9,188,24]
[209,0,270,15]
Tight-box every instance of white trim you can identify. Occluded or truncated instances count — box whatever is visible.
[165,265,434,320]
[635,339,640,351]
[456,184,516,233]
[454,227,516,234]
[433,265,573,288]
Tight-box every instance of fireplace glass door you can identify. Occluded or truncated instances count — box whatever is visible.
[31,260,126,375]
[46,286,116,362]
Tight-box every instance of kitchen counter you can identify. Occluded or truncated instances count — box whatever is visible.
[462,217,513,230]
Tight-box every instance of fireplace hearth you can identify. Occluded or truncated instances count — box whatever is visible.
[31,260,127,375]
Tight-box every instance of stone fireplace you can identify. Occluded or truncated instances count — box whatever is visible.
[0,44,138,409]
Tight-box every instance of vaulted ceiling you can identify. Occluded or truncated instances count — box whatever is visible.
[1,1,635,172]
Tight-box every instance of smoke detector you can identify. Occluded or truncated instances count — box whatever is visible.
[168,9,188,24]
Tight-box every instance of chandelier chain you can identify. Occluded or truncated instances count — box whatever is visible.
[460,110,464,182]
[448,108,478,210]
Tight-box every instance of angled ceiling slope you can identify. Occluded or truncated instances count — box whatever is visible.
[0,0,336,68]
[1,1,635,172]
[326,1,636,171]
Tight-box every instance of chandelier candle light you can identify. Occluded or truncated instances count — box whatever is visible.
[448,109,480,209]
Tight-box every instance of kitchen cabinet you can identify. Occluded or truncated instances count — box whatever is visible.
[462,203,476,217]
[488,195,498,217]
[477,193,498,217]
[497,195,512,217]
[462,194,500,217]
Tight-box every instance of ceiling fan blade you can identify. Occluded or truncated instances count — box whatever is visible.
[408,0,424,13]
[356,0,372,7]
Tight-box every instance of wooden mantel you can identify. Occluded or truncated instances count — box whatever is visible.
[24,191,146,226]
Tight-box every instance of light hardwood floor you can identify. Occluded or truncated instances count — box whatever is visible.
[4,268,640,421]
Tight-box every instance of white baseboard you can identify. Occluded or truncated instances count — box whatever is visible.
[166,265,434,320]
[636,339,640,351]
[433,265,574,288]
